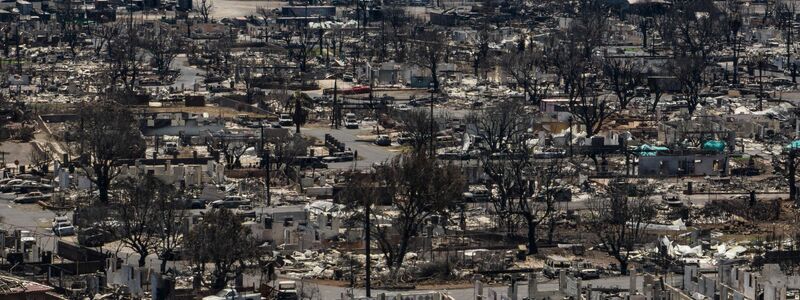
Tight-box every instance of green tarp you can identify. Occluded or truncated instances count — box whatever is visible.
[787,140,800,150]
[702,140,726,152]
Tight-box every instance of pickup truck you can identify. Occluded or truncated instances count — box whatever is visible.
[202,288,263,300]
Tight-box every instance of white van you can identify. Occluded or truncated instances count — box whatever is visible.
[344,113,359,129]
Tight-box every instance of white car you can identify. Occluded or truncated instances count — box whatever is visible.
[344,113,359,129]
[52,216,70,229]
[202,288,263,300]
[14,191,50,204]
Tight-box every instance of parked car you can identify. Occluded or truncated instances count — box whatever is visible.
[374,135,391,146]
[188,198,207,209]
[291,156,328,169]
[576,269,600,280]
[279,113,294,126]
[772,78,793,86]
[276,281,299,300]
[78,226,114,247]
[3,180,51,194]
[53,223,75,236]
[543,255,573,278]
[396,133,414,145]
[463,187,491,202]
[202,288,263,300]
[16,181,53,193]
[322,151,355,163]
[235,205,256,218]
[409,98,430,107]
[344,113,359,129]
[0,179,24,192]
[211,196,249,209]
[15,174,40,181]
[14,191,49,204]
[662,194,684,207]
[52,216,71,229]
[164,142,179,155]
[438,151,471,160]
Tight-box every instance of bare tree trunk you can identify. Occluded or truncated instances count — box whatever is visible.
[160,254,168,272]
[547,218,557,244]
[97,172,110,203]
[138,252,147,267]
[212,272,227,290]
[616,255,629,275]
[526,218,538,255]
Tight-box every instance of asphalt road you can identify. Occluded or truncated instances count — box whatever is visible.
[0,197,64,254]
[0,196,173,269]
[171,55,204,90]
[302,126,398,169]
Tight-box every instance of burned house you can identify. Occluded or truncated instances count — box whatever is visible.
[638,147,729,177]
[254,205,334,251]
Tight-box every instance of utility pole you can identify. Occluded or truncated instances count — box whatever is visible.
[353,150,358,170]
[790,149,797,205]
[788,4,795,71]
[364,192,371,298]
[15,15,20,73]
[333,77,339,129]
[261,124,271,206]
[370,69,379,135]
[429,84,435,158]
[266,150,271,206]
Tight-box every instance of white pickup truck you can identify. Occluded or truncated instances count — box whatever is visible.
[202,288,263,300]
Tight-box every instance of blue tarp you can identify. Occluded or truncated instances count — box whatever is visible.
[636,144,669,156]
